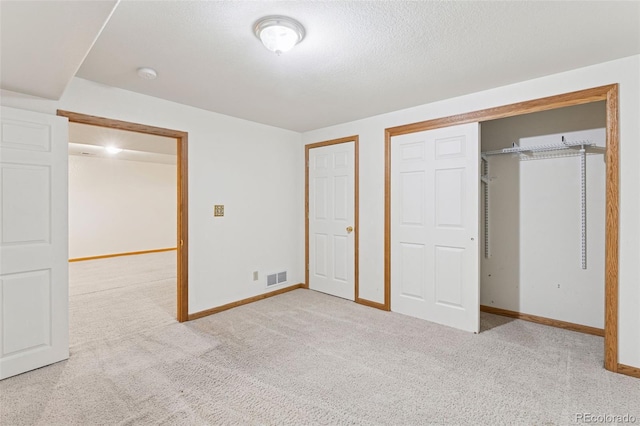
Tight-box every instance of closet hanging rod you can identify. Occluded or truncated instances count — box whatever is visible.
[482,140,597,157]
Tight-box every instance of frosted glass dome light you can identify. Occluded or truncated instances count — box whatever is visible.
[254,16,305,55]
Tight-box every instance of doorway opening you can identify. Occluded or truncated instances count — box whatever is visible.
[57,110,189,323]
[479,101,607,337]
[384,84,619,372]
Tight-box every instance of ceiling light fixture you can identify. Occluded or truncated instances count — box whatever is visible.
[105,146,124,154]
[137,67,157,80]
[253,15,305,55]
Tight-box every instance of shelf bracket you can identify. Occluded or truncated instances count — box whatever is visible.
[483,159,490,258]
[580,145,587,269]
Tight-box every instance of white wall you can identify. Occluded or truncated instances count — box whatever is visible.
[68,155,176,259]
[480,103,607,328]
[302,55,640,368]
[1,78,304,314]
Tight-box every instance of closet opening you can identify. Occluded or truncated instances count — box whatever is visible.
[479,101,607,337]
[384,84,619,372]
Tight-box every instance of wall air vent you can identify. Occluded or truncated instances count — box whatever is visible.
[266,270,287,287]
[266,273,278,287]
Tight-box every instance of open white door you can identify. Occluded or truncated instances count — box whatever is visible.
[0,107,69,379]
[308,142,355,300]
[391,122,480,333]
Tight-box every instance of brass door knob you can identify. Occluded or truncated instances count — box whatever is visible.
[346,226,354,233]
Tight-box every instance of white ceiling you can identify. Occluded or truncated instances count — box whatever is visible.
[68,122,176,165]
[0,0,117,99]
[2,1,640,132]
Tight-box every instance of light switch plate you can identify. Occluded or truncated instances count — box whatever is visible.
[214,205,224,217]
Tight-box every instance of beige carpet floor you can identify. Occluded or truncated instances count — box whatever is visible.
[68,251,177,347]
[1,252,639,425]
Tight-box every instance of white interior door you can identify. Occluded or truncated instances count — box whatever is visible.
[308,142,355,300]
[391,123,480,332]
[0,106,69,379]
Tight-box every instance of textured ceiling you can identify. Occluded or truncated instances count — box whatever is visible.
[68,122,176,165]
[74,1,640,131]
[3,1,640,132]
[69,122,176,155]
[68,142,176,165]
[0,1,117,99]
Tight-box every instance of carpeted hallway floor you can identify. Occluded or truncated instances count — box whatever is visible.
[1,252,639,425]
[68,251,177,348]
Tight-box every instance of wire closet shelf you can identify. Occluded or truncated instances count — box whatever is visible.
[480,139,605,269]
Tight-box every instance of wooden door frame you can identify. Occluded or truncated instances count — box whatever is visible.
[305,136,369,305]
[384,84,619,372]
[57,110,190,323]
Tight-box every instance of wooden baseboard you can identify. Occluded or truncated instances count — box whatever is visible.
[188,283,304,321]
[480,305,605,337]
[356,298,387,311]
[617,364,640,379]
[69,247,177,262]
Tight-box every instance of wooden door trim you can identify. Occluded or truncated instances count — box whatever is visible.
[305,136,366,304]
[384,84,619,372]
[57,110,190,323]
